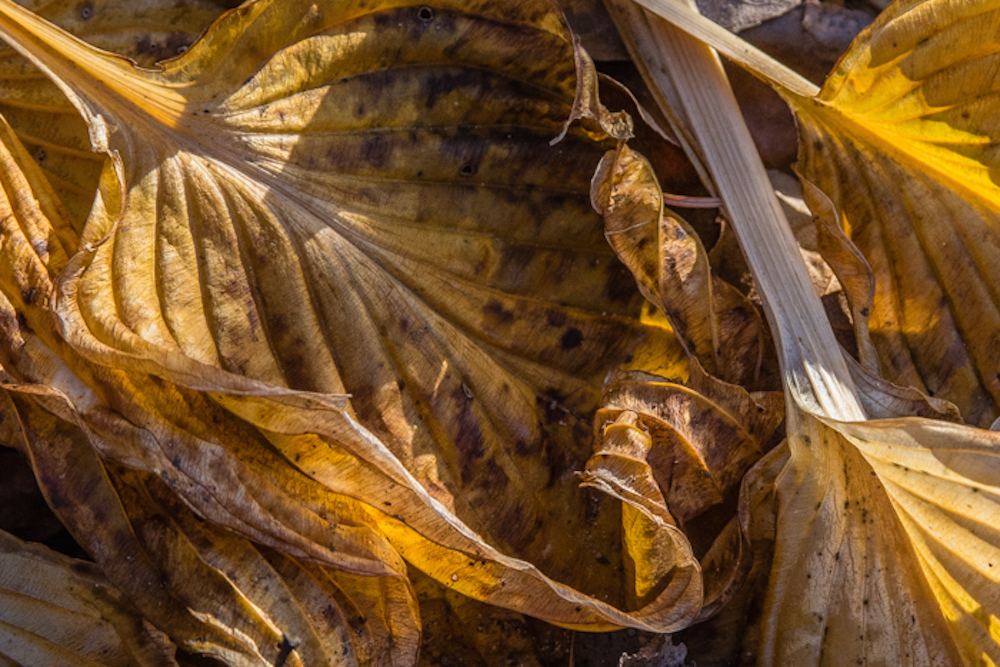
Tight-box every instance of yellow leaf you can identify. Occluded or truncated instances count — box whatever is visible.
[785,0,1000,427]
[0,0,229,227]
[4,387,420,665]
[0,527,179,667]
[606,0,1000,661]
[0,0,711,633]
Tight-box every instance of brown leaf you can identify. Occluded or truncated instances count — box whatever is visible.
[0,527,179,667]
[0,0,717,633]
[0,0,229,227]
[593,144,772,387]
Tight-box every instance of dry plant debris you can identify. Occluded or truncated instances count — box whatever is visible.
[0,0,998,665]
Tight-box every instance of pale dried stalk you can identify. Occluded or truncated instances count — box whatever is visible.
[610,0,864,421]
[627,0,818,98]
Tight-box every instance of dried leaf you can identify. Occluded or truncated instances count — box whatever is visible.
[4,381,420,666]
[582,358,782,622]
[0,0,229,227]
[0,0,713,633]
[610,0,1000,662]
[0,528,179,667]
[593,144,771,386]
[770,0,1000,426]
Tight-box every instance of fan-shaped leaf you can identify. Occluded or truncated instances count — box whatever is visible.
[784,0,1000,427]
[602,1,1000,661]
[0,0,713,632]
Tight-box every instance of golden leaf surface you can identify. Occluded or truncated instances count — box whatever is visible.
[0,0,230,227]
[3,387,420,666]
[755,7,1000,657]
[0,528,179,667]
[784,0,1000,427]
[606,0,1000,661]
[0,0,709,633]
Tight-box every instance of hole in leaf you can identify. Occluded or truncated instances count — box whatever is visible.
[417,6,434,21]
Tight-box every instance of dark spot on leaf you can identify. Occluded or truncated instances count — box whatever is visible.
[21,287,37,306]
[79,1,93,20]
[361,135,391,168]
[813,140,823,151]
[482,299,514,325]
[560,327,583,350]
[460,164,476,176]
[514,438,537,456]
[604,265,639,305]
[274,635,296,667]
[483,458,509,492]
[859,307,870,317]
[33,147,46,163]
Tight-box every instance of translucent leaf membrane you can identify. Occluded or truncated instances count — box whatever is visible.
[0,0,714,636]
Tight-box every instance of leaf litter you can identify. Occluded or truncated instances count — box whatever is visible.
[1,0,1000,664]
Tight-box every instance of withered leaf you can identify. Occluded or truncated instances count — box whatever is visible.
[0,527,179,667]
[593,144,771,387]
[782,0,1000,427]
[0,0,710,633]
[0,0,230,227]
[4,384,420,666]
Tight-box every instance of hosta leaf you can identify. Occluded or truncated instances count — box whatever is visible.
[784,0,1000,427]
[584,363,783,621]
[0,0,710,633]
[0,528,179,667]
[600,1,1000,661]
[0,0,230,227]
[3,388,420,665]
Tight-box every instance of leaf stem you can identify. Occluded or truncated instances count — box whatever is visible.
[628,0,820,99]
[615,0,864,421]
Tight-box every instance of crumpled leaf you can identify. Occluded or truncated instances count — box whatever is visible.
[4,383,421,666]
[593,368,781,527]
[0,0,230,227]
[580,409,703,614]
[0,0,712,633]
[604,0,1000,662]
[0,527,179,667]
[780,0,1000,427]
[593,144,772,387]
